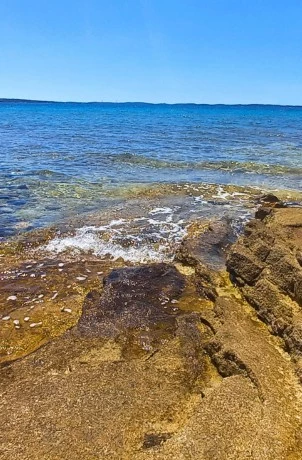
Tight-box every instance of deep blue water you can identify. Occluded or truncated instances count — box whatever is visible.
[0,102,301,237]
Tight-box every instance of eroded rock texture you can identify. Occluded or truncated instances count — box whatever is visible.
[77,264,185,339]
[227,207,302,364]
[1,210,302,459]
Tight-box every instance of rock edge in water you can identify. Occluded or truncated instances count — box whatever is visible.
[1,203,302,459]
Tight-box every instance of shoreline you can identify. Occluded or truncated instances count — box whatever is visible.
[1,198,302,458]
[1,180,302,243]
[0,190,301,361]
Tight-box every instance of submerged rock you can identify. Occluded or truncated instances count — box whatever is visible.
[77,263,185,339]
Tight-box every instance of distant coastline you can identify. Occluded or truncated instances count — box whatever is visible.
[0,98,302,108]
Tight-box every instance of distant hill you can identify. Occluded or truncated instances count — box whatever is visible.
[0,98,55,103]
[0,98,301,108]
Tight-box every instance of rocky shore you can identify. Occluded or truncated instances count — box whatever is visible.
[1,197,302,459]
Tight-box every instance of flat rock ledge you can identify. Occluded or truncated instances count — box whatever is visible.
[1,207,302,459]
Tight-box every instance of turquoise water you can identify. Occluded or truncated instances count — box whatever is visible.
[0,102,301,238]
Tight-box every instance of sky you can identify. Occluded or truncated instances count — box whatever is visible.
[0,0,301,104]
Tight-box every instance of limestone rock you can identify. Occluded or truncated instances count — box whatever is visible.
[2,211,302,459]
[77,263,185,340]
[176,218,236,270]
[227,207,302,358]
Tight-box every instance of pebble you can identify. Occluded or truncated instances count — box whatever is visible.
[58,263,64,267]
[29,322,42,328]
[62,308,72,313]
[51,292,58,300]
[13,319,20,326]
[38,294,44,299]
[2,316,10,321]
[58,268,63,272]
[24,317,30,322]
[41,274,46,278]
[76,276,86,281]
[7,295,17,301]
[171,299,179,304]
[97,271,103,275]
[15,325,21,329]
[30,274,35,278]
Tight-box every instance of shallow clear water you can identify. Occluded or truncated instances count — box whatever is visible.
[0,102,301,238]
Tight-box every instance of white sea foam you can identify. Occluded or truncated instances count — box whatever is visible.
[212,186,231,200]
[194,196,208,204]
[149,207,173,215]
[43,216,187,263]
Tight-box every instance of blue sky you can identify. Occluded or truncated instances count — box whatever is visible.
[0,0,301,104]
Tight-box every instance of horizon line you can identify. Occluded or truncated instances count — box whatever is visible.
[1,97,302,108]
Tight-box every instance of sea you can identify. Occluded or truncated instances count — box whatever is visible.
[0,101,301,262]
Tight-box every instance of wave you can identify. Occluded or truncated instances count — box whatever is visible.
[43,212,187,263]
[109,152,302,176]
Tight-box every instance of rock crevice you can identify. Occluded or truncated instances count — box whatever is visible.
[1,205,302,459]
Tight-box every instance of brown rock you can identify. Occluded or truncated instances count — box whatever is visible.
[266,255,300,296]
[77,263,185,342]
[242,279,293,333]
[257,193,281,204]
[194,263,220,300]
[294,274,302,306]
[176,218,235,270]
[296,251,302,266]
[255,206,273,220]
[227,206,302,359]
[227,246,264,285]
[2,208,302,459]
[255,195,287,220]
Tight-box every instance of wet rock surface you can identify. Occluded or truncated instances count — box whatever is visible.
[176,218,236,270]
[2,206,302,459]
[77,263,185,339]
